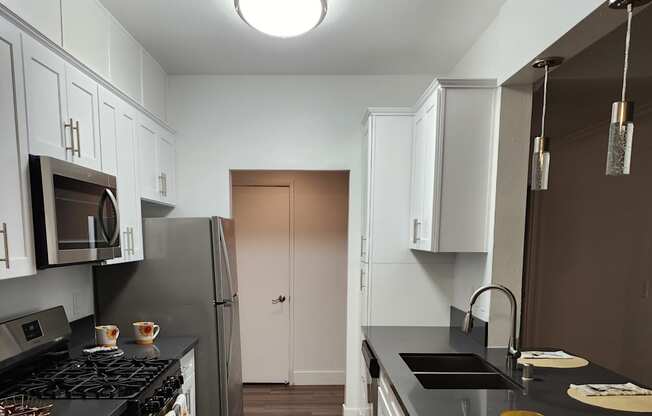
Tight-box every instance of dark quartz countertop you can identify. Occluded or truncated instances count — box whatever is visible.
[49,336,198,416]
[364,326,652,416]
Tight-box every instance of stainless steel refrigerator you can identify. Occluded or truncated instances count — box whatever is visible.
[94,217,243,416]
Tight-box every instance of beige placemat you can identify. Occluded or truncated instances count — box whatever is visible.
[568,388,652,412]
[517,356,589,368]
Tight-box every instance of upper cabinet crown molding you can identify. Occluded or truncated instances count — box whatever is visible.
[0,2,173,132]
[414,78,497,112]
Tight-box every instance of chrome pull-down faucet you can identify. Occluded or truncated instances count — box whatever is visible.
[462,284,520,359]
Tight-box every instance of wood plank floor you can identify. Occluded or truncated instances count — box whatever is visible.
[243,384,345,416]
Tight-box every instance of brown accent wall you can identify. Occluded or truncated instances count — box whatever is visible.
[522,8,652,386]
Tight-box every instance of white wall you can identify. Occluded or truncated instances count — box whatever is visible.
[0,266,94,322]
[167,74,431,413]
[449,0,604,84]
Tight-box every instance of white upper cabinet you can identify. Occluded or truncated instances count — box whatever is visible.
[61,0,109,78]
[142,50,167,120]
[22,35,68,160]
[0,0,62,45]
[108,17,142,102]
[137,117,176,206]
[24,35,102,171]
[409,79,496,253]
[137,117,160,202]
[157,132,176,204]
[65,65,101,170]
[0,18,35,279]
[100,87,143,264]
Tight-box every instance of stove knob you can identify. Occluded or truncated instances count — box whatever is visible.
[165,376,181,389]
[142,398,161,414]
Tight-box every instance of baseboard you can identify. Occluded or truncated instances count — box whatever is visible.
[342,404,370,416]
[293,370,346,385]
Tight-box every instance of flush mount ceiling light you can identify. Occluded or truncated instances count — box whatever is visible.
[530,57,564,191]
[235,0,327,38]
[605,0,652,176]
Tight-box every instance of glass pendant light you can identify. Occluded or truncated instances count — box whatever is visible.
[606,0,651,175]
[530,57,564,191]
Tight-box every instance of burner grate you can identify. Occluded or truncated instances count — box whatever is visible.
[1,357,172,400]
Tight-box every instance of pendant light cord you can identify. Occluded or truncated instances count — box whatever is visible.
[541,64,549,138]
[622,3,633,102]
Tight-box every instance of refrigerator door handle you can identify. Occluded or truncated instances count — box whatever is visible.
[219,223,236,299]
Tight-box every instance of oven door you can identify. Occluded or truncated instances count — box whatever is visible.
[30,156,121,268]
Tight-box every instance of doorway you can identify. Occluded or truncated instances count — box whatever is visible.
[231,171,349,386]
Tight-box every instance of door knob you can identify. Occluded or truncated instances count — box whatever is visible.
[272,295,286,304]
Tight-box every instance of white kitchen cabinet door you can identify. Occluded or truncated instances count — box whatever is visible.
[102,89,142,265]
[360,262,370,327]
[0,0,62,45]
[408,79,496,253]
[108,17,141,102]
[157,133,176,205]
[142,50,166,120]
[419,92,440,252]
[65,65,101,170]
[22,35,69,161]
[0,20,35,279]
[360,120,371,263]
[409,105,427,251]
[98,87,119,176]
[137,117,160,202]
[118,104,144,262]
[61,0,110,78]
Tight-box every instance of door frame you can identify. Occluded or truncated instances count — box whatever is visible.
[231,174,296,385]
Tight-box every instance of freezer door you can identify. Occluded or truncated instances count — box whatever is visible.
[212,217,239,302]
[217,299,243,416]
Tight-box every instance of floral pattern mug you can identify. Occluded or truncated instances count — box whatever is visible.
[95,325,120,347]
[133,322,160,345]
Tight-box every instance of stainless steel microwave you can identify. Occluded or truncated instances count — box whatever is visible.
[29,156,121,268]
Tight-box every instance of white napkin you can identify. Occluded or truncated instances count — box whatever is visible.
[173,394,190,416]
[570,383,652,397]
[521,350,574,359]
[164,411,175,416]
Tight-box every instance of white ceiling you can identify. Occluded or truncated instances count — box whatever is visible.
[99,0,506,75]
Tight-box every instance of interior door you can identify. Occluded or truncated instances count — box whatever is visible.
[65,65,101,170]
[232,186,291,383]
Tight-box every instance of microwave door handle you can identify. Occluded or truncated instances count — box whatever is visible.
[104,189,120,246]
[98,191,111,244]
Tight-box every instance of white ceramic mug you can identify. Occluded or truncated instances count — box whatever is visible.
[95,325,120,347]
[133,322,160,345]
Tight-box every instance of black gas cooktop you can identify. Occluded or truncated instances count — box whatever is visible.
[1,354,173,400]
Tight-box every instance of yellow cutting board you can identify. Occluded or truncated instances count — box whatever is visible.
[517,356,589,369]
[568,388,652,412]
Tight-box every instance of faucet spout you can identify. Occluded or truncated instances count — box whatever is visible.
[463,284,520,359]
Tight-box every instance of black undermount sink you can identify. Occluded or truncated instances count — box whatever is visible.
[400,353,520,390]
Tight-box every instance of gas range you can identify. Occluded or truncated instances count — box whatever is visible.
[0,307,184,416]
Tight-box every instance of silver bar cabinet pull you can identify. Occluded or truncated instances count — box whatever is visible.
[162,173,167,197]
[129,227,135,255]
[74,120,81,156]
[158,174,164,195]
[0,223,9,269]
[360,235,366,257]
[412,219,421,244]
[64,118,75,154]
